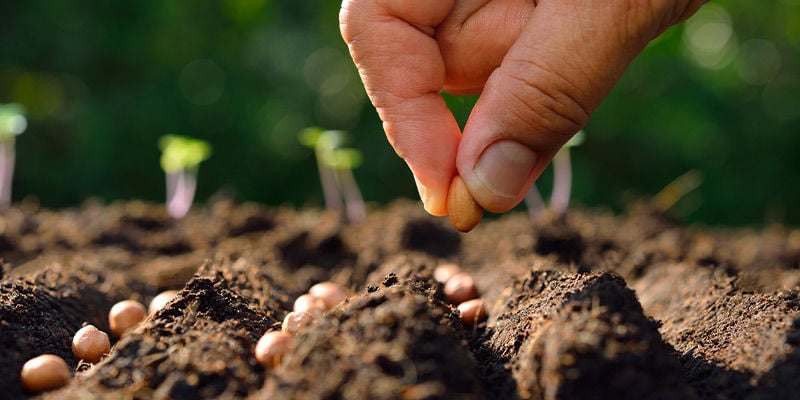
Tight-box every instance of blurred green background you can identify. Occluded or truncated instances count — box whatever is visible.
[1,1,798,226]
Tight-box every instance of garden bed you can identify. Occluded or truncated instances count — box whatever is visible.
[1,198,799,399]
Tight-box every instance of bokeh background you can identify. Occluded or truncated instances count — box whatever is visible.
[1,1,798,226]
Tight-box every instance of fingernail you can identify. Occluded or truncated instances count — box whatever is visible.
[474,140,538,199]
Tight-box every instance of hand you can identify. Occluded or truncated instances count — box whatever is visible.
[340,0,706,216]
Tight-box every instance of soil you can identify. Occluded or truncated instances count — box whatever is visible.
[1,197,800,399]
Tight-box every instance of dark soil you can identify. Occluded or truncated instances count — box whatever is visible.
[1,198,799,399]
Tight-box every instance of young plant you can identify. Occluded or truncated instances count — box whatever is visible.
[0,104,27,209]
[651,169,704,212]
[158,134,212,219]
[299,127,366,223]
[550,130,585,215]
[524,130,586,218]
[325,147,366,223]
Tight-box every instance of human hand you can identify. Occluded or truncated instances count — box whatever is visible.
[340,0,706,216]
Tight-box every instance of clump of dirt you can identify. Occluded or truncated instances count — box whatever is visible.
[0,198,798,399]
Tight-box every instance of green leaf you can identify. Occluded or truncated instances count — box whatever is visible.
[0,103,27,137]
[564,130,586,148]
[159,134,212,172]
[324,147,363,170]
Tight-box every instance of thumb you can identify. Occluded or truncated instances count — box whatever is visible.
[456,0,670,213]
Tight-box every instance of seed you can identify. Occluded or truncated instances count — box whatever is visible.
[433,263,461,284]
[282,311,315,335]
[293,294,327,317]
[308,282,348,310]
[458,298,488,325]
[255,331,293,368]
[444,272,479,304]
[447,175,483,232]
[109,300,146,338]
[148,290,179,315]
[72,325,110,363]
[20,354,71,393]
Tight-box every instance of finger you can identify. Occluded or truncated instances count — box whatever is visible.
[340,0,460,216]
[457,0,691,213]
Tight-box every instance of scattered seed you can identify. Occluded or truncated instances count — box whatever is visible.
[293,294,327,316]
[457,298,488,326]
[148,290,179,315]
[308,281,348,310]
[109,300,146,337]
[433,263,461,284]
[255,331,294,368]
[20,354,71,394]
[72,325,110,364]
[447,175,483,233]
[444,272,479,304]
[282,311,314,335]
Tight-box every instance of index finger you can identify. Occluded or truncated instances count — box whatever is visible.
[340,0,461,216]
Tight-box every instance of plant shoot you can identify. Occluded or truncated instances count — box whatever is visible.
[0,104,27,209]
[524,130,586,218]
[299,127,366,223]
[158,134,212,219]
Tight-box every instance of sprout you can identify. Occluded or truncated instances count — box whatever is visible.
[550,130,585,215]
[158,134,212,219]
[299,127,365,223]
[651,169,704,212]
[0,104,27,209]
[524,130,586,218]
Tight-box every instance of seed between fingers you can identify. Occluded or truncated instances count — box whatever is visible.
[447,175,483,233]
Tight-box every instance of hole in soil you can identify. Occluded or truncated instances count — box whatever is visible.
[121,215,169,231]
[228,215,275,237]
[401,219,461,258]
[278,232,356,270]
[535,229,585,264]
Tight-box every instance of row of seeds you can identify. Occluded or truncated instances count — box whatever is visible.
[19,290,178,394]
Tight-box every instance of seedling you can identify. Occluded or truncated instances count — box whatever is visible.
[651,169,704,212]
[158,134,212,219]
[299,127,366,223]
[524,130,586,217]
[0,103,27,209]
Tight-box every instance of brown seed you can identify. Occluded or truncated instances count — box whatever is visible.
[458,298,488,326]
[308,282,348,310]
[282,311,315,335]
[293,294,328,317]
[255,331,293,368]
[444,272,479,304]
[72,325,110,363]
[447,175,483,232]
[20,354,71,393]
[433,263,461,284]
[109,300,146,338]
[148,290,179,315]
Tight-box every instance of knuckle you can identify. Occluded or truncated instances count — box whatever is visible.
[502,64,590,144]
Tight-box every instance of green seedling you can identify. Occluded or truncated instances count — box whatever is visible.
[0,104,27,209]
[326,147,366,223]
[524,130,586,218]
[651,169,704,212]
[158,134,212,219]
[299,127,365,223]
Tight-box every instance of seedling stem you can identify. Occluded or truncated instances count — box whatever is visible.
[158,134,212,219]
[0,104,27,209]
